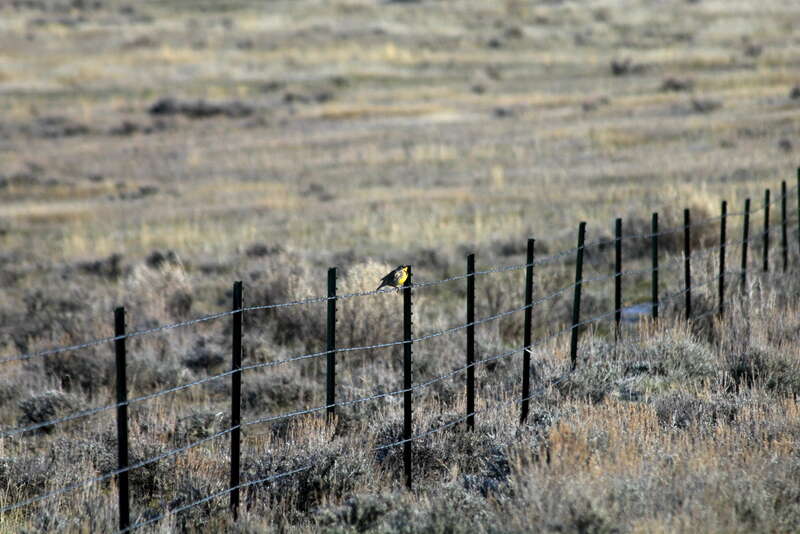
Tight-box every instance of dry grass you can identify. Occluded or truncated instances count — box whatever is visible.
[1,242,799,532]
[2,0,800,532]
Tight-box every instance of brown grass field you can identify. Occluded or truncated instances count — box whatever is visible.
[1,0,800,532]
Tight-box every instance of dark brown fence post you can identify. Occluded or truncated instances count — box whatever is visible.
[741,198,750,290]
[781,181,788,272]
[402,267,413,490]
[614,218,622,342]
[520,239,534,424]
[326,268,337,420]
[719,201,727,318]
[230,281,243,520]
[115,307,130,532]
[466,254,475,430]
[763,189,770,273]
[652,213,659,320]
[569,222,586,371]
[684,209,691,320]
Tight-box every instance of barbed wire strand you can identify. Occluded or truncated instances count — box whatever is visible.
[0,175,796,527]
[122,373,580,531]
[0,424,238,515]
[7,196,789,368]
[237,279,590,375]
[123,373,592,531]
[5,210,791,439]
[120,465,313,533]
[376,371,574,452]
[0,299,624,514]
[0,275,607,439]
[24,255,786,525]
[242,304,624,431]
[375,265,776,454]
[0,239,594,366]
[0,211,728,367]
[124,263,788,530]
[2,255,787,514]
[128,304,647,530]
[0,249,681,440]
[657,270,737,306]
[5,180,796,367]
[615,185,797,242]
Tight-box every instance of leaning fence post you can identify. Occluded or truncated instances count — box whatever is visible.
[115,307,130,532]
[402,267,413,490]
[230,281,243,520]
[569,222,586,371]
[326,268,337,421]
[520,239,535,424]
[466,254,475,431]
[741,198,750,290]
[652,213,659,320]
[684,209,691,320]
[719,201,727,318]
[763,189,770,273]
[614,218,622,342]
[781,181,788,272]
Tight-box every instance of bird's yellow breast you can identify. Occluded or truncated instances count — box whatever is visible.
[396,268,409,286]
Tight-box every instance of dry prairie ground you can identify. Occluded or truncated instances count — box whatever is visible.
[1,0,800,532]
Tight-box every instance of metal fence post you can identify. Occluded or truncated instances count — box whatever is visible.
[652,213,659,320]
[719,201,727,318]
[684,209,691,320]
[403,267,413,490]
[569,222,586,371]
[741,198,750,290]
[115,307,130,532]
[326,268,337,420]
[781,181,788,272]
[614,218,622,342]
[763,189,770,273]
[230,281,243,520]
[520,239,535,424]
[466,254,475,431]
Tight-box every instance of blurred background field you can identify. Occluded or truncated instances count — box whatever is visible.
[1,1,800,532]
[2,1,798,272]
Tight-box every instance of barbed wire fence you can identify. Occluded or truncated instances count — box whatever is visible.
[1,172,798,532]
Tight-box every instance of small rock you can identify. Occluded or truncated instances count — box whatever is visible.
[744,44,763,58]
[260,81,285,93]
[691,98,722,113]
[660,77,694,92]
[246,243,282,258]
[611,58,645,76]
[109,121,140,136]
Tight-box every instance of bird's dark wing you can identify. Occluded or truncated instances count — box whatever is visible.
[377,271,395,290]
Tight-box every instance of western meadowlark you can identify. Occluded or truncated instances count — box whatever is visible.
[376,265,410,290]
